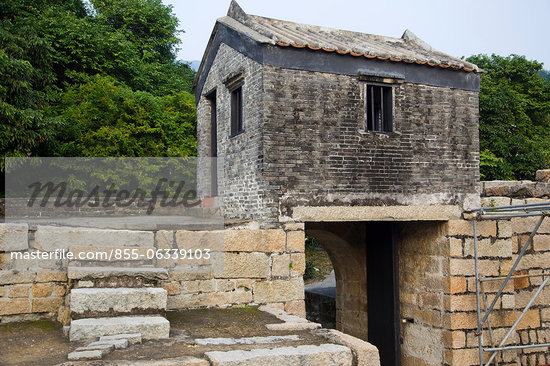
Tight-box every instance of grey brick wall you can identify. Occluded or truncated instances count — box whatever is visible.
[261,66,480,224]
[197,44,267,221]
[197,45,480,227]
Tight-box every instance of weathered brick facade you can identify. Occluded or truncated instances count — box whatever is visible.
[262,67,480,223]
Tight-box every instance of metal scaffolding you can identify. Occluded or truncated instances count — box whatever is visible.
[469,202,550,365]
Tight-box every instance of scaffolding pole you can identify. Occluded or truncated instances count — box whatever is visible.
[468,202,550,366]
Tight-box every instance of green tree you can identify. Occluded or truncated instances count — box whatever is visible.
[467,54,550,180]
[49,75,196,157]
[1,0,197,195]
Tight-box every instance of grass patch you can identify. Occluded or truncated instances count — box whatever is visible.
[304,235,333,285]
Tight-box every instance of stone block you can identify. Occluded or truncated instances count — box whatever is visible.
[284,300,305,318]
[0,270,35,285]
[535,169,550,182]
[36,271,67,283]
[100,333,142,344]
[511,216,550,235]
[55,284,66,296]
[31,297,63,313]
[284,223,305,231]
[0,298,30,315]
[197,279,215,293]
[236,279,252,291]
[443,312,478,330]
[0,224,28,252]
[264,230,286,252]
[447,220,496,237]
[88,339,129,349]
[447,277,467,294]
[69,316,170,341]
[205,344,352,366]
[253,277,304,303]
[286,231,305,252]
[533,235,550,252]
[167,293,209,310]
[463,238,512,258]
[162,282,181,295]
[32,283,52,298]
[215,279,235,292]
[290,253,306,276]
[516,252,550,271]
[271,254,290,277]
[442,330,466,349]
[506,309,540,330]
[155,231,176,268]
[70,288,167,317]
[265,322,321,330]
[448,294,477,312]
[445,348,483,366]
[449,238,462,257]
[449,258,475,276]
[313,329,380,366]
[481,196,511,207]
[34,226,154,251]
[220,229,286,253]
[178,280,200,294]
[67,350,108,361]
[218,252,270,278]
[8,284,30,298]
[497,221,513,238]
[57,305,70,325]
[175,230,224,252]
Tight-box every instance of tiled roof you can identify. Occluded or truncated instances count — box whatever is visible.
[224,1,481,73]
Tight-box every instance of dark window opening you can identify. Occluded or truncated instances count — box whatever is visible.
[206,90,218,196]
[230,86,243,136]
[366,85,393,132]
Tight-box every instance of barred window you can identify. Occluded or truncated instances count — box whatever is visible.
[366,84,393,132]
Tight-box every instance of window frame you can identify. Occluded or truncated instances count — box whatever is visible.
[230,84,244,137]
[365,83,394,133]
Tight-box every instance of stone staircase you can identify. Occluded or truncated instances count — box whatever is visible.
[67,266,170,342]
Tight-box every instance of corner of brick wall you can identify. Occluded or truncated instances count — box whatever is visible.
[442,188,550,366]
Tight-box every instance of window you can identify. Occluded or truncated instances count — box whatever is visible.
[230,86,243,136]
[205,90,218,196]
[366,85,393,132]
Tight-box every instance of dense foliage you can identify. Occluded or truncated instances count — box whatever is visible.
[0,0,196,192]
[467,54,550,180]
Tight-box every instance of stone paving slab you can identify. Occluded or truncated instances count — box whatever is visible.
[266,322,321,331]
[205,343,353,366]
[67,349,110,361]
[195,335,300,345]
[88,339,129,349]
[100,333,142,344]
[75,343,114,352]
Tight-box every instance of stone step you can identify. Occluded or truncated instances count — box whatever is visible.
[69,316,170,341]
[70,288,167,319]
[205,344,353,366]
[68,266,168,288]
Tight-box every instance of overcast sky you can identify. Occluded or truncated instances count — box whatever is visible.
[162,0,550,69]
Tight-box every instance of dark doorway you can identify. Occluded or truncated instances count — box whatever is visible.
[366,222,401,366]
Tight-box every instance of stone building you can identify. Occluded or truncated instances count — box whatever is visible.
[193,2,485,365]
[1,2,547,366]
